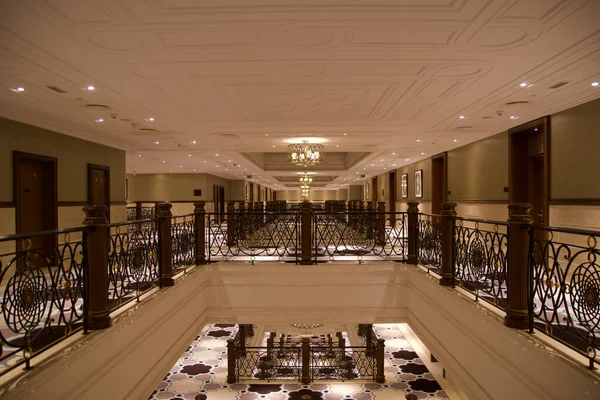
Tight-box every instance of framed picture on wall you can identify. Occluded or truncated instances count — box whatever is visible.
[401,174,408,198]
[415,169,423,198]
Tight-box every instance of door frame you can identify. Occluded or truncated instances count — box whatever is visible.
[87,163,111,222]
[431,152,448,215]
[508,116,550,225]
[13,151,58,251]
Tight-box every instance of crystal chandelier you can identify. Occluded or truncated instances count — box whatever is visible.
[288,141,324,167]
[291,323,323,330]
[299,173,313,185]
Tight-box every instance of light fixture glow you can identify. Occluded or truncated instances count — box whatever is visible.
[592,82,599,87]
[162,160,165,163]
[86,85,95,91]
[147,117,155,121]
[192,140,197,144]
[96,118,103,123]
[520,82,527,87]
[138,154,142,157]
[288,141,324,167]
[453,139,458,142]
[155,141,159,144]
[459,115,465,119]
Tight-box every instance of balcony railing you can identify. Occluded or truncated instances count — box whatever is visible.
[1,199,599,375]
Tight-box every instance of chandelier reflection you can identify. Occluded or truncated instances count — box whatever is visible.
[288,141,324,167]
[299,173,313,185]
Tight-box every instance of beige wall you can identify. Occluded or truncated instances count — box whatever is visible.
[273,190,339,202]
[0,117,126,203]
[551,98,600,200]
[349,185,363,201]
[230,180,245,201]
[395,158,432,202]
[336,188,349,200]
[126,173,231,202]
[447,131,509,201]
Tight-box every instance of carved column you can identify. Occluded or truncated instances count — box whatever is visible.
[156,202,174,287]
[375,338,386,383]
[505,203,533,329]
[407,201,420,264]
[227,339,236,384]
[439,202,457,286]
[226,201,236,247]
[301,337,311,384]
[377,201,386,246]
[82,205,112,330]
[194,202,206,265]
[300,201,313,265]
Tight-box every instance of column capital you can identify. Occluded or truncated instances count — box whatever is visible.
[82,205,108,225]
[155,202,173,217]
[508,203,533,224]
[194,201,206,213]
[441,202,457,216]
[407,201,420,213]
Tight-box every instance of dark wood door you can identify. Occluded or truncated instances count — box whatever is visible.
[249,183,254,203]
[389,171,396,222]
[372,176,378,203]
[431,153,447,215]
[273,191,277,201]
[88,164,110,222]
[14,151,58,258]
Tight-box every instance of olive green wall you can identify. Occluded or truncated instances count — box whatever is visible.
[447,131,509,201]
[395,159,432,202]
[551,98,600,200]
[126,173,231,201]
[0,117,126,203]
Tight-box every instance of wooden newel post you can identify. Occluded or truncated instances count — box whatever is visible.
[377,201,386,246]
[226,201,236,247]
[300,201,313,265]
[227,339,236,384]
[407,201,420,264]
[301,337,311,384]
[135,201,142,220]
[439,202,457,286]
[194,201,206,265]
[82,205,112,330]
[505,203,533,329]
[375,338,385,383]
[156,202,174,287]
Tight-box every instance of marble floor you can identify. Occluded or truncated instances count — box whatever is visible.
[148,324,450,400]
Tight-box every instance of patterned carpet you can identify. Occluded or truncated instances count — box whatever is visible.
[148,324,450,400]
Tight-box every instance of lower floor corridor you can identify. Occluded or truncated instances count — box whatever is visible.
[149,323,450,400]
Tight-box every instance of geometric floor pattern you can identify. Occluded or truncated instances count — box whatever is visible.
[148,324,450,400]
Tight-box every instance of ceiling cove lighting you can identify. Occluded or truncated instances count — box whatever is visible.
[288,140,324,167]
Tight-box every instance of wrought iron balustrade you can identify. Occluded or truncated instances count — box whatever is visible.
[171,214,196,274]
[207,211,300,262]
[312,211,407,262]
[0,227,88,375]
[417,213,442,272]
[528,225,600,369]
[310,346,376,381]
[107,220,159,311]
[453,217,508,310]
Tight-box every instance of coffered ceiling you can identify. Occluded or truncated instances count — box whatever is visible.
[1,0,599,191]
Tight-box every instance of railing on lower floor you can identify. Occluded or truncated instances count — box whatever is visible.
[171,214,196,273]
[0,227,88,375]
[228,328,385,383]
[529,225,600,369]
[454,217,508,310]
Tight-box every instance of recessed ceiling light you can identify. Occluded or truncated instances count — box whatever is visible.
[343,133,347,136]
[215,153,219,156]
[138,154,142,157]
[228,160,232,162]
[147,117,155,122]
[179,165,182,168]
[534,128,538,132]
[405,158,409,161]
[592,82,599,87]
[336,145,339,147]
[265,133,268,136]
[453,139,458,142]
[162,160,165,163]
[392,164,396,166]
[12,87,25,92]
[170,170,173,172]
[216,165,219,167]
[421,152,425,155]
[96,118,103,123]
[392,152,396,155]
[380,159,383,162]
[520,82,527,87]
[86,85,95,91]
[459,115,465,119]
[272,145,276,148]
[510,115,518,119]
[225,169,228,171]
[204,160,207,163]
[194,169,196,172]
[192,140,197,144]
[416,139,421,142]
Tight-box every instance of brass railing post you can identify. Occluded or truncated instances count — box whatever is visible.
[301,337,311,384]
[227,339,236,384]
[300,201,313,265]
[82,205,112,330]
[439,202,457,286]
[375,338,385,383]
[407,201,420,264]
[156,202,174,287]
[505,203,533,329]
[377,201,386,246]
[194,201,206,265]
